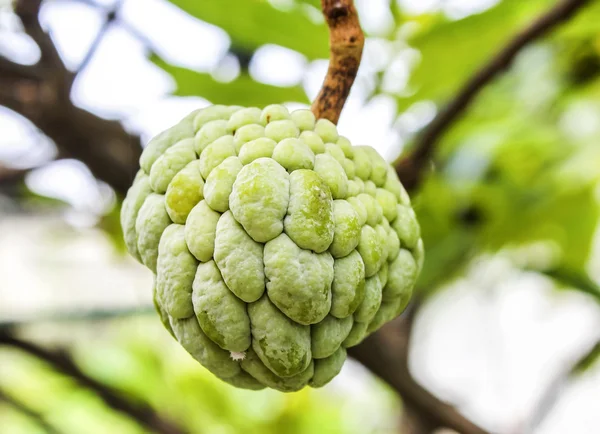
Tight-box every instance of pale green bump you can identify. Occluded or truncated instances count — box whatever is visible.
[192,260,251,352]
[241,349,313,392]
[375,224,389,269]
[353,177,365,193]
[337,136,354,158]
[149,139,196,194]
[184,200,220,262]
[342,158,356,179]
[357,193,383,227]
[325,143,346,165]
[364,180,377,196]
[346,180,361,198]
[272,138,315,172]
[165,160,204,224]
[194,105,236,131]
[311,315,353,359]
[313,153,348,199]
[357,225,385,277]
[392,205,420,249]
[199,135,236,179]
[156,224,197,319]
[238,137,277,164]
[384,167,410,205]
[314,118,339,143]
[233,124,265,153]
[354,274,382,323]
[291,109,316,131]
[378,261,389,288]
[310,347,347,388]
[375,188,398,222]
[330,250,366,318]
[329,200,361,258]
[140,120,194,173]
[264,234,333,325]
[300,130,325,153]
[380,215,391,231]
[367,300,398,333]
[346,196,367,226]
[121,172,152,261]
[214,211,265,302]
[358,145,388,187]
[170,316,241,379]
[342,321,369,348]
[204,156,243,212]
[387,226,401,261]
[222,371,265,390]
[248,296,311,377]
[135,193,171,273]
[265,120,299,142]
[383,248,417,302]
[194,120,229,154]
[352,147,372,180]
[152,279,175,338]
[260,104,290,123]
[284,170,334,253]
[413,239,425,274]
[227,107,262,131]
[230,158,290,243]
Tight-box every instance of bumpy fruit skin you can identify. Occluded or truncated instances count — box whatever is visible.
[121,104,423,392]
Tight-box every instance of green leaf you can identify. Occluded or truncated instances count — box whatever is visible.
[152,55,309,106]
[168,0,328,60]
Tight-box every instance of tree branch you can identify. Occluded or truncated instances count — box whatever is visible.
[0,387,62,434]
[0,1,142,196]
[0,331,185,434]
[395,0,592,191]
[349,313,491,434]
[311,0,364,124]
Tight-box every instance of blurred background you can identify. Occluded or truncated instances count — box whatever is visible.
[1,0,599,433]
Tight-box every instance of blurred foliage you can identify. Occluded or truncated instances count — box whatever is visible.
[0,319,399,434]
[152,55,309,105]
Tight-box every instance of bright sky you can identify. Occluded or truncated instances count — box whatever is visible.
[1,1,599,432]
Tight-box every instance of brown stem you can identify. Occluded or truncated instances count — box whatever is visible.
[311,0,364,124]
[395,0,592,191]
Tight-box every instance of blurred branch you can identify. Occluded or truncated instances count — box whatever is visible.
[524,339,600,433]
[349,305,491,434]
[0,387,62,434]
[395,0,592,191]
[0,1,142,195]
[0,331,185,434]
[311,0,364,124]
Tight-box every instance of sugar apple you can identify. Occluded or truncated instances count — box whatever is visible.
[121,104,423,392]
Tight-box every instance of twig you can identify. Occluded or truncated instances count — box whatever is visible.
[0,331,185,434]
[395,0,592,191]
[524,339,600,433]
[311,0,364,124]
[76,1,123,76]
[0,388,62,434]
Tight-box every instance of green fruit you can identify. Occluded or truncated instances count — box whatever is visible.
[122,104,423,391]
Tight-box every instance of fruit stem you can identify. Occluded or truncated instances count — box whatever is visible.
[311,0,364,125]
